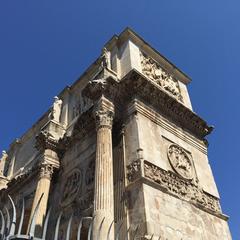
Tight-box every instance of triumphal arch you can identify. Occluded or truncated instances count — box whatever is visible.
[0,28,232,239]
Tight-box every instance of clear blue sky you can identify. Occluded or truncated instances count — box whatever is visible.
[0,0,239,238]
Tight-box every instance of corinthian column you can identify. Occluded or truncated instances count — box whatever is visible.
[93,100,115,240]
[28,164,54,236]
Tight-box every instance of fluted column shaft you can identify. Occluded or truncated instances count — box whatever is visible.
[93,109,114,240]
[27,164,53,236]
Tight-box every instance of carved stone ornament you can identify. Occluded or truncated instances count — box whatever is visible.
[126,160,221,214]
[140,52,182,101]
[167,144,194,180]
[127,159,142,182]
[39,164,54,180]
[143,161,221,213]
[61,169,82,207]
[95,110,114,130]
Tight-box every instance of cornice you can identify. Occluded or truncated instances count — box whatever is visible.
[2,165,39,194]
[1,162,57,196]
[127,99,208,154]
[120,70,213,139]
[82,69,212,140]
[105,27,191,84]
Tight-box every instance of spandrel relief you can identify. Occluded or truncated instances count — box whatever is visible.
[140,52,182,101]
[61,159,95,211]
[61,169,82,207]
[77,159,95,211]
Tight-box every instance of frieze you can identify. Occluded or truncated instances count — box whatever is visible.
[61,169,82,207]
[83,69,213,138]
[127,160,221,214]
[122,71,213,138]
[140,52,182,101]
[167,144,194,180]
[143,161,221,213]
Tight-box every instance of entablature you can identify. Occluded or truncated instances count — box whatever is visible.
[82,68,212,140]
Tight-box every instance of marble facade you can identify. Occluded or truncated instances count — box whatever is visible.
[0,28,231,239]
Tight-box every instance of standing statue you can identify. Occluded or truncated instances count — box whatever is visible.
[100,47,111,69]
[0,150,7,176]
[49,96,63,123]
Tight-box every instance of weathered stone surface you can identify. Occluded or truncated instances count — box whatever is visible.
[0,28,231,239]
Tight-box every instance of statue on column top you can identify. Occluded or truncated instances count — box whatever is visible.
[100,47,111,69]
[0,150,8,176]
[49,96,63,123]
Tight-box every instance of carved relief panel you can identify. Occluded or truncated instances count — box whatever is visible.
[76,158,95,211]
[60,157,95,212]
[167,144,194,180]
[140,51,182,101]
[162,137,197,182]
[61,168,82,207]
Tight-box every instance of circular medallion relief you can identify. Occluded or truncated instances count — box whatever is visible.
[167,144,194,180]
[61,169,82,206]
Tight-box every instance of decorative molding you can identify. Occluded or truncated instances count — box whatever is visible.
[127,160,221,214]
[127,99,207,154]
[83,69,212,139]
[167,144,194,180]
[7,165,38,188]
[121,70,213,139]
[140,52,182,101]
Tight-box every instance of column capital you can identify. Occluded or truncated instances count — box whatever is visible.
[95,110,114,130]
[39,164,54,180]
[94,96,115,130]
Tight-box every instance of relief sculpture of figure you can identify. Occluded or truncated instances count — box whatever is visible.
[100,47,111,69]
[49,96,63,123]
[168,144,194,180]
[162,75,180,97]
